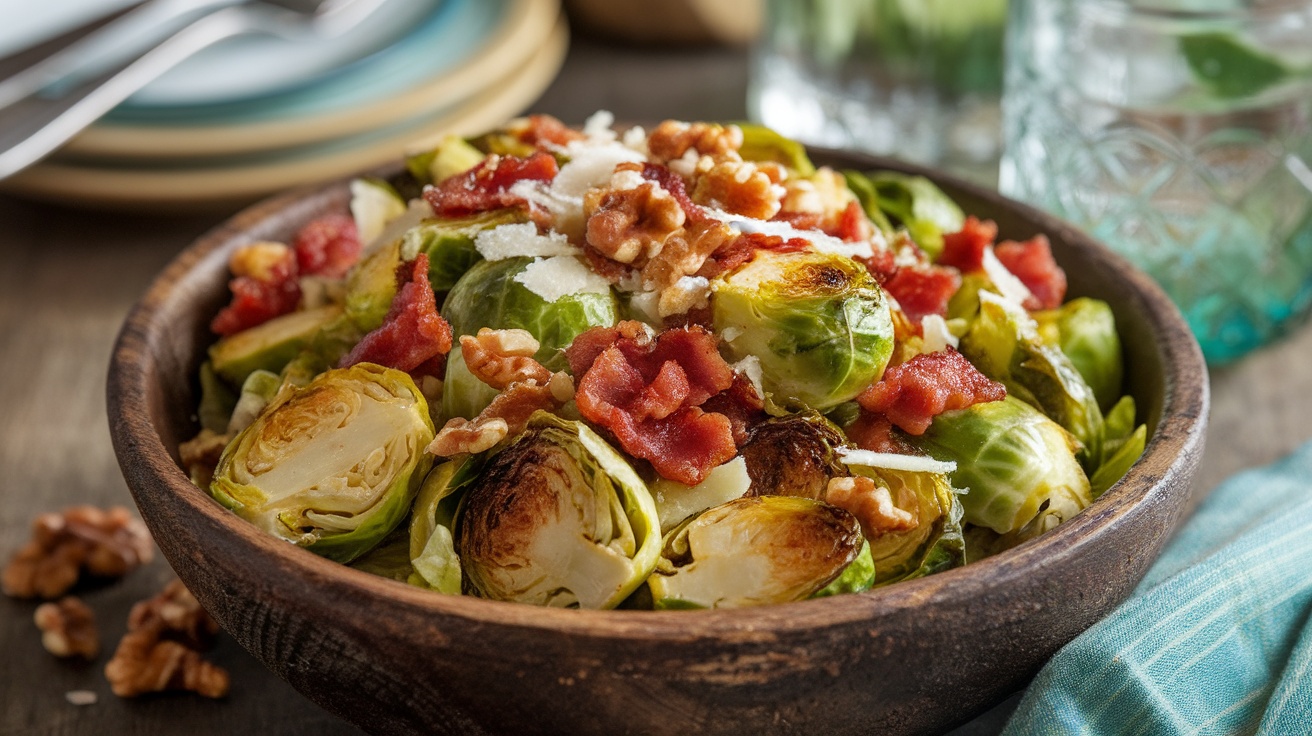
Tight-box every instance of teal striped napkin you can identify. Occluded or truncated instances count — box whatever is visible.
[1002,441,1312,735]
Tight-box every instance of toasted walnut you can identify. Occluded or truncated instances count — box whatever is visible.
[35,597,99,660]
[825,476,918,538]
[461,328,552,391]
[228,241,292,282]
[647,121,743,164]
[640,219,737,292]
[692,159,784,221]
[585,180,686,265]
[428,381,561,457]
[105,580,228,699]
[3,507,154,600]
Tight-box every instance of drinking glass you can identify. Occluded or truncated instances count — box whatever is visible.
[1000,0,1312,363]
[748,0,1008,184]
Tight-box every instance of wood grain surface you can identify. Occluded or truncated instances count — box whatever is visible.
[0,31,1306,736]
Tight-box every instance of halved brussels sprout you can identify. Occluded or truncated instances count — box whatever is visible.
[959,291,1105,467]
[739,413,850,499]
[210,363,435,563]
[456,413,660,609]
[712,250,894,411]
[209,304,343,386]
[409,454,483,594]
[647,496,863,609]
[405,134,487,185]
[226,368,284,434]
[1034,297,1124,412]
[812,542,876,598]
[912,395,1091,538]
[845,465,965,585]
[650,456,751,531]
[441,256,618,419]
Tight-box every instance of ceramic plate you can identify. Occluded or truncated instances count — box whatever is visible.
[3,18,567,209]
[60,0,553,160]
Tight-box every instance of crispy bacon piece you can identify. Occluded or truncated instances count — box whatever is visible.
[995,234,1067,311]
[700,372,766,444]
[293,214,361,279]
[844,413,921,455]
[702,232,810,278]
[340,254,452,372]
[567,322,738,485]
[210,248,300,337]
[517,114,584,148]
[883,264,962,323]
[856,349,1006,435]
[833,200,872,243]
[937,216,998,273]
[423,152,558,217]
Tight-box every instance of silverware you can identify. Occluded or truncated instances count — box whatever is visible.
[0,0,387,181]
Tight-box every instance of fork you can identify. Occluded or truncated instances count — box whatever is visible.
[0,0,387,181]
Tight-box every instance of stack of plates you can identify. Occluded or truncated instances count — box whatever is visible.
[1,0,567,208]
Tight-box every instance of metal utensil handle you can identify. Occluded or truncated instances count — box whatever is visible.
[0,8,258,181]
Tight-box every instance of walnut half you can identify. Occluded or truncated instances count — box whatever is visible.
[34,597,99,660]
[2,506,154,600]
[104,580,228,699]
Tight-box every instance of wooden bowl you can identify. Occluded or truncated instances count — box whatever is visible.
[107,151,1208,735]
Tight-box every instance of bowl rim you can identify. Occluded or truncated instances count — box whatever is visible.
[107,149,1209,640]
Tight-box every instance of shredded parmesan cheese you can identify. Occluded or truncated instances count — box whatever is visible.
[514,256,612,302]
[982,247,1034,308]
[657,276,711,318]
[837,448,957,475]
[704,208,877,260]
[731,355,765,399]
[474,223,578,260]
[921,314,959,352]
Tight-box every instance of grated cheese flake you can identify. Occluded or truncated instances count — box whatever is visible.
[838,448,957,475]
[514,256,612,303]
[921,314,959,353]
[474,223,579,260]
[704,208,876,260]
[657,276,711,318]
[981,247,1034,309]
[731,354,765,398]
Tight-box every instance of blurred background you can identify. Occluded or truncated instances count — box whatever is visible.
[2,0,1310,734]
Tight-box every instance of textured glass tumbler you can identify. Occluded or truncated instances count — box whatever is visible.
[749,0,1007,184]
[1000,0,1312,363]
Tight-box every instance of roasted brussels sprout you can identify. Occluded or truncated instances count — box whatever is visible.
[647,496,863,609]
[209,363,435,563]
[844,170,964,257]
[712,250,895,410]
[844,463,966,585]
[1034,297,1125,412]
[409,454,483,594]
[912,395,1091,539]
[455,414,660,609]
[739,413,850,499]
[959,291,1105,466]
[405,134,486,185]
[209,304,343,386]
[441,256,618,419]
[1089,396,1147,498]
[650,456,751,531]
[197,361,237,434]
[812,542,876,598]
[737,123,816,175]
[348,527,415,583]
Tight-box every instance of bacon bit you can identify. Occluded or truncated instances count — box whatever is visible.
[567,322,738,485]
[883,264,962,323]
[340,254,452,372]
[994,234,1067,310]
[460,328,552,391]
[857,349,1006,435]
[858,247,899,286]
[210,246,300,337]
[833,200,872,242]
[771,210,823,231]
[424,152,559,218]
[700,371,766,444]
[844,413,921,455]
[293,214,361,279]
[517,114,583,148]
[937,216,999,273]
[702,231,810,278]
[825,476,917,538]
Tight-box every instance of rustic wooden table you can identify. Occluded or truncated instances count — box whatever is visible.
[0,30,1306,736]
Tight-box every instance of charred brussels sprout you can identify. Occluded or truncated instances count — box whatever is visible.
[913,396,1091,539]
[740,413,850,499]
[712,250,894,410]
[441,256,618,419]
[455,414,660,609]
[648,496,863,609]
[210,363,435,563]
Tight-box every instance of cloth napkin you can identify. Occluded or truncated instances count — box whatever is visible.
[1001,441,1312,735]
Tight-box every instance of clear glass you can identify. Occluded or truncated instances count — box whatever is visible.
[748,0,1008,185]
[1000,0,1312,363]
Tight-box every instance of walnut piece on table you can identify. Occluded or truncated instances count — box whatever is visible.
[34,597,99,660]
[105,580,229,699]
[2,506,154,599]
